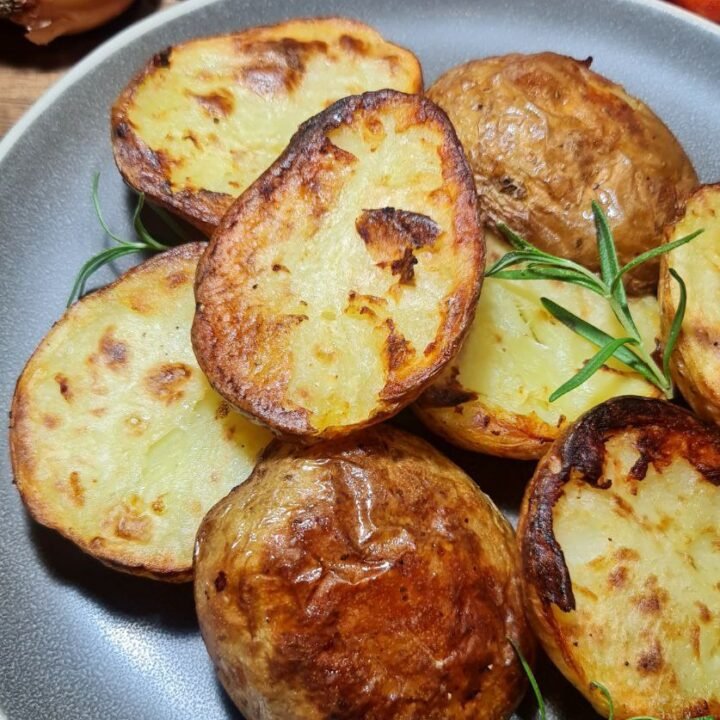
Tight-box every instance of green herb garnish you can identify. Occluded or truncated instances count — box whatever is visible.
[509,642,713,720]
[486,202,702,402]
[67,174,182,306]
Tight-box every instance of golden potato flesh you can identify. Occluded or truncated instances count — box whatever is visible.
[518,397,720,719]
[660,184,720,425]
[9,245,271,581]
[192,90,484,440]
[428,52,698,294]
[112,17,423,234]
[414,232,661,460]
[194,426,534,720]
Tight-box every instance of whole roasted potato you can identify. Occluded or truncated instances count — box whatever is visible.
[428,52,698,294]
[659,184,720,424]
[518,397,720,719]
[195,426,534,720]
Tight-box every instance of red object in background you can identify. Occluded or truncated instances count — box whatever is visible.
[670,0,720,22]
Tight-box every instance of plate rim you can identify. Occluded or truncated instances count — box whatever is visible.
[1,0,719,166]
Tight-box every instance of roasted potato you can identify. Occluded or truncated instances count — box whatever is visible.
[9,244,272,581]
[518,397,720,719]
[414,232,662,460]
[194,425,534,720]
[428,52,698,294]
[192,90,484,440]
[660,184,720,425]
[112,17,423,234]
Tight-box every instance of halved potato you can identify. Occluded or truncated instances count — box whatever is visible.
[112,17,423,234]
[427,53,698,294]
[192,90,484,440]
[195,425,534,720]
[518,397,720,719]
[10,244,272,581]
[414,232,662,460]
[660,184,720,425]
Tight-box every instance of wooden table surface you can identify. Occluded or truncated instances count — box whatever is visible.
[0,0,179,138]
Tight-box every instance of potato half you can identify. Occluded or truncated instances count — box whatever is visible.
[660,184,720,425]
[112,17,423,234]
[10,244,272,581]
[518,397,720,719]
[193,90,484,440]
[195,425,534,720]
[414,233,662,460]
[428,53,698,294]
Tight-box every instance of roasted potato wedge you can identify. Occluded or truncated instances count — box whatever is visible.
[195,425,534,720]
[428,53,698,294]
[193,90,484,440]
[10,244,272,581]
[660,184,720,424]
[414,232,662,460]
[518,397,720,719]
[112,17,423,234]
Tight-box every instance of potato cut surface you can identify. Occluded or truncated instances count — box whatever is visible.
[519,397,720,719]
[112,18,423,233]
[10,244,272,581]
[195,426,533,720]
[660,184,720,425]
[193,90,484,439]
[414,233,661,460]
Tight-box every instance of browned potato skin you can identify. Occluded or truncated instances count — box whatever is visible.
[194,426,534,720]
[414,380,556,461]
[428,53,698,294]
[192,90,484,440]
[518,397,720,719]
[111,18,423,235]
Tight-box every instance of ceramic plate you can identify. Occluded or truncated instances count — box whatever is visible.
[1,0,719,717]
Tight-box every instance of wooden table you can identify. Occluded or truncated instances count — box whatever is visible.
[0,0,179,138]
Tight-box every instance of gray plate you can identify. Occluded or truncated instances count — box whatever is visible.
[1,0,719,718]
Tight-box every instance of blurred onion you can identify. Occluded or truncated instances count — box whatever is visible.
[0,0,136,44]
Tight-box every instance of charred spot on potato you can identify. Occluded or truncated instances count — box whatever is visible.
[166,270,189,288]
[144,363,193,405]
[215,402,231,420]
[214,571,227,592]
[68,471,85,507]
[42,414,60,429]
[152,47,172,68]
[636,641,664,674]
[356,207,440,284]
[98,328,129,370]
[54,373,73,402]
[240,39,321,97]
[192,90,235,119]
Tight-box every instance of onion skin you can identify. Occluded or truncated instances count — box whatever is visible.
[2,0,136,44]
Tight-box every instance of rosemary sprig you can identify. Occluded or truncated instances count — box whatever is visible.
[486,202,702,402]
[67,175,180,306]
[509,642,713,720]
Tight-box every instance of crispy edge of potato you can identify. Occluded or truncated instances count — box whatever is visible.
[110,17,424,236]
[659,183,720,425]
[413,396,556,461]
[8,243,207,583]
[194,425,535,719]
[517,396,720,713]
[191,89,484,440]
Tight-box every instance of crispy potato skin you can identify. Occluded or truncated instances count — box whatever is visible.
[111,17,423,234]
[660,184,720,424]
[518,397,720,719]
[194,426,534,720]
[428,53,698,294]
[414,233,662,460]
[9,244,272,581]
[192,90,484,440]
